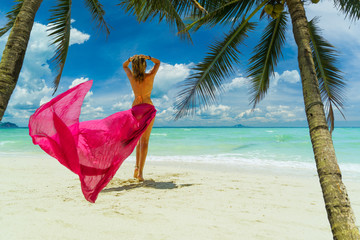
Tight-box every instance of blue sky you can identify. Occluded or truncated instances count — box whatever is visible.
[0,1,359,127]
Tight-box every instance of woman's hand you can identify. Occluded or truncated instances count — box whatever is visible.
[138,54,151,60]
[129,55,136,62]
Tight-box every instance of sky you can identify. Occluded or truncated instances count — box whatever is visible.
[0,1,359,127]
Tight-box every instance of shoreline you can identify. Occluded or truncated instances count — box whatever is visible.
[4,151,360,181]
[1,154,360,239]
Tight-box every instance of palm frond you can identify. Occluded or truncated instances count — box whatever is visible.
[308,17,346,133]
[190,0,225,16]
[189,0,208,14]
[118,0,192,41]
[174,20,257,120]
[0,0,24,37]
[247,12,288,108]
[84,0,110,36]
[333,0,360,21]
[48,0,72,94]
[186,0,259,32]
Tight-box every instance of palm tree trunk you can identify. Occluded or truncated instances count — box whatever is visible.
[286,0,360,239]
[0,0,43,121]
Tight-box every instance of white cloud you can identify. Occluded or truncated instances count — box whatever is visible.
[7,80,53,116]
[156,106,176,121]
[265,105,303,121]
[69,77,89,88]
[236,105,305,123]
[0,22,90,92]
[112,94,134,111]
[40,96,52,106]
[68,77,94,101]
[199,104,230,116]
[80,105,104,117]
[306,1,360,46]
[152,63,192,96]
[46,20,90,46]
[272,70,300,86]
[68,78,105,120]
[280,70,300,83]
[69,28,90,46]
[237,108,262,119]
[196,104,232,120]
[112,101,132,111]
[223,76,248,91]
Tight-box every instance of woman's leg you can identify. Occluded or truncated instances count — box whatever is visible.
[136,118,155,181]
[134,142,140,178]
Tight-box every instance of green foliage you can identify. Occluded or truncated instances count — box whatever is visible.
[333,0,360,21]
[185,0,257,31]
[47,0,110,93]
[0,0,24,38]
[118,0,193,41]
[84,0,111,36]
[174,20,256,119]
[247,12,287,108]
[308,17,346,133]
[48,0,72,94]
[1,0,110,94]
[174,1,268,119]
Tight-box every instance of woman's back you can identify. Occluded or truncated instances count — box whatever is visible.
[129,73,155,106]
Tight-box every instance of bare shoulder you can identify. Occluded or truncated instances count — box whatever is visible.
[124,67,133,79]
[148,63,160,76]
[144,73,155,81]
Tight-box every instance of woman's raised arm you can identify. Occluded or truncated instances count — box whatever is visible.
[123,56,134,78]
[146,56,160,76]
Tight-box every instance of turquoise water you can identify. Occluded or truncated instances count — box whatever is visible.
[1,127,359,175]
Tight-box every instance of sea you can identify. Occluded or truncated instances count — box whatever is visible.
[1,127,359,178]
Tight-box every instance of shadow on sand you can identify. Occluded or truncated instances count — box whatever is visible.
[102,179,194,193]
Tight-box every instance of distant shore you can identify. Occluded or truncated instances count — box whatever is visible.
[0,122,18,128]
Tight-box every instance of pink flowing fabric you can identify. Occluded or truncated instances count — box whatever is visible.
[29,80,156,203]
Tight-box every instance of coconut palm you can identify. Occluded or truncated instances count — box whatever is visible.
[119,0,360,238]
[0,0,110,121]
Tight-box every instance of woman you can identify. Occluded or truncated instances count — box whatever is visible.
[28,55,158,202]
[123,54,160,181]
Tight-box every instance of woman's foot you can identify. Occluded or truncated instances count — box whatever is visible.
[136,174,144,182]
[133,166,139,179]
[134,166,144,181]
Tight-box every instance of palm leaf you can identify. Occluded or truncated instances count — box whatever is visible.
[118,0,192,41]
[189,0,224,17]
[185,0,259,32]
[308,17,346,133]
[333,0,360,21]
[48,0,72,94]
[0,0,24,37]
[189,0,208,14]
[84,0,110,36]
[247,12,288,107]
[174,20,256,120]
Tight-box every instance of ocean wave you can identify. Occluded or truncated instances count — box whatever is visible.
[142,154,360,177]
[151,133,168,136]
[146,154,314,169]
[0,141,16,146]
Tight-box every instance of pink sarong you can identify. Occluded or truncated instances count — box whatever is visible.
[29,80,156,202]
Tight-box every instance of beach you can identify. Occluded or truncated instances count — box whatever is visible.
[2,153,360,240]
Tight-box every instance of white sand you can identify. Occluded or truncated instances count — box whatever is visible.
[1,154,359,240]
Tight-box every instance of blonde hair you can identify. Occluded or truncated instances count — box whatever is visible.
[132,55,147,82]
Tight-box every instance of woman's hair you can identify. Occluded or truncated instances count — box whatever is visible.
[132,55,147,82]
